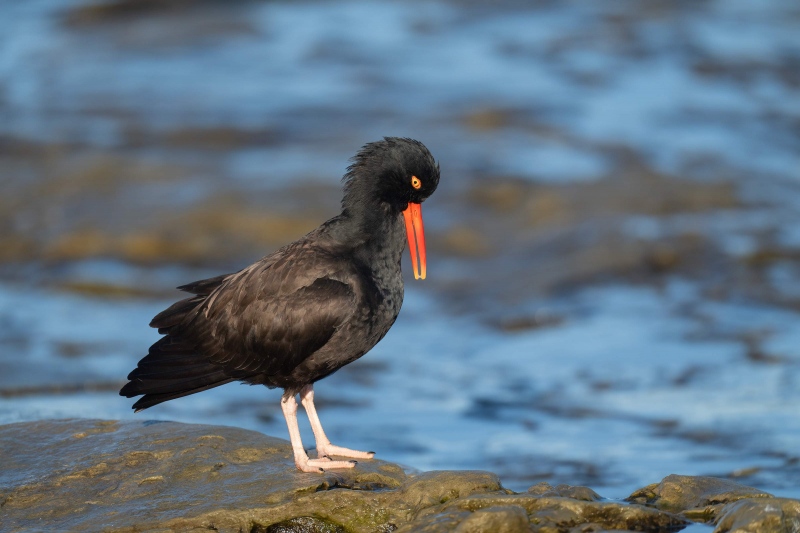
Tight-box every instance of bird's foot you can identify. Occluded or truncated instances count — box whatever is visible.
[316,443,375,460]
[296,456,358,473]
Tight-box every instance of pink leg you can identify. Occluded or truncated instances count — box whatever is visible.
[280,393,356,472]
[300,384,375,460]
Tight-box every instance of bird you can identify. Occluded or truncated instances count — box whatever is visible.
[120,137,440,473]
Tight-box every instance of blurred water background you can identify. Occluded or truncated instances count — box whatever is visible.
[1,0,799,498]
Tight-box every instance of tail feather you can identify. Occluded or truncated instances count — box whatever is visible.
[177,274,229,295]
[135,353,201,369]
[147,336,196,356]
[128,362,227,381]
[149,297,204,331]
[121,332,231,410]
[124,369,232,395]
[121,356,234,410]
[129,338,200,371]
[130,379,235,412]
[122,274,236,411]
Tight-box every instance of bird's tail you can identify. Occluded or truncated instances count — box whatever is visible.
[120,335,235,411]
[121,274,234,411]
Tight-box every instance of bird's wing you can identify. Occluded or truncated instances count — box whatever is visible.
[195,246,358,378]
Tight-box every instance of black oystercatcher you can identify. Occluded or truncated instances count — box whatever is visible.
[121,137,440,472]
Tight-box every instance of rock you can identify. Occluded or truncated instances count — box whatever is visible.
[411,493,688,533]
[0,419,410,532]
[527,481,602,501]
[1,419,793,532]
[714,498,800,533]
[626,474,800,532]
[453,505,530,533]
[628,473,773,522]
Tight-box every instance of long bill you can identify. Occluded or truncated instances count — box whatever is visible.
[402,202,426,280]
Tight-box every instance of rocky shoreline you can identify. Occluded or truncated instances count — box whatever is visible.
[2,419,797,532]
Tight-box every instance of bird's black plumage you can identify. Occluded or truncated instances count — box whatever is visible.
[121,138,440,431]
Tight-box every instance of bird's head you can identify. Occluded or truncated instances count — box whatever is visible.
[342,137,440,280]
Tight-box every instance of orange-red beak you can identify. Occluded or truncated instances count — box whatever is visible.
[402,202,426,280]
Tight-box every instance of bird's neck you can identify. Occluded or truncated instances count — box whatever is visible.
[327,202,405,269]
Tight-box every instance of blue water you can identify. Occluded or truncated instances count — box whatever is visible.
[1,0,800,504]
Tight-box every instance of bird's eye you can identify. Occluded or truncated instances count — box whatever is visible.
[411,176,422,190]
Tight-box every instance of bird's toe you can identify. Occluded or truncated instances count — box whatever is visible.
[316,444,375,460]
[294,461,326,473]
[306,457,357,470]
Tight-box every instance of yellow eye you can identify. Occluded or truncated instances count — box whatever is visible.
[411,176,422,189]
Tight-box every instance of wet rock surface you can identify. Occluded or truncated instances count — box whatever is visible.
[629,474,773,517]
[2,419,797,532]
[628,475,800,532]
[714,498,800,533]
